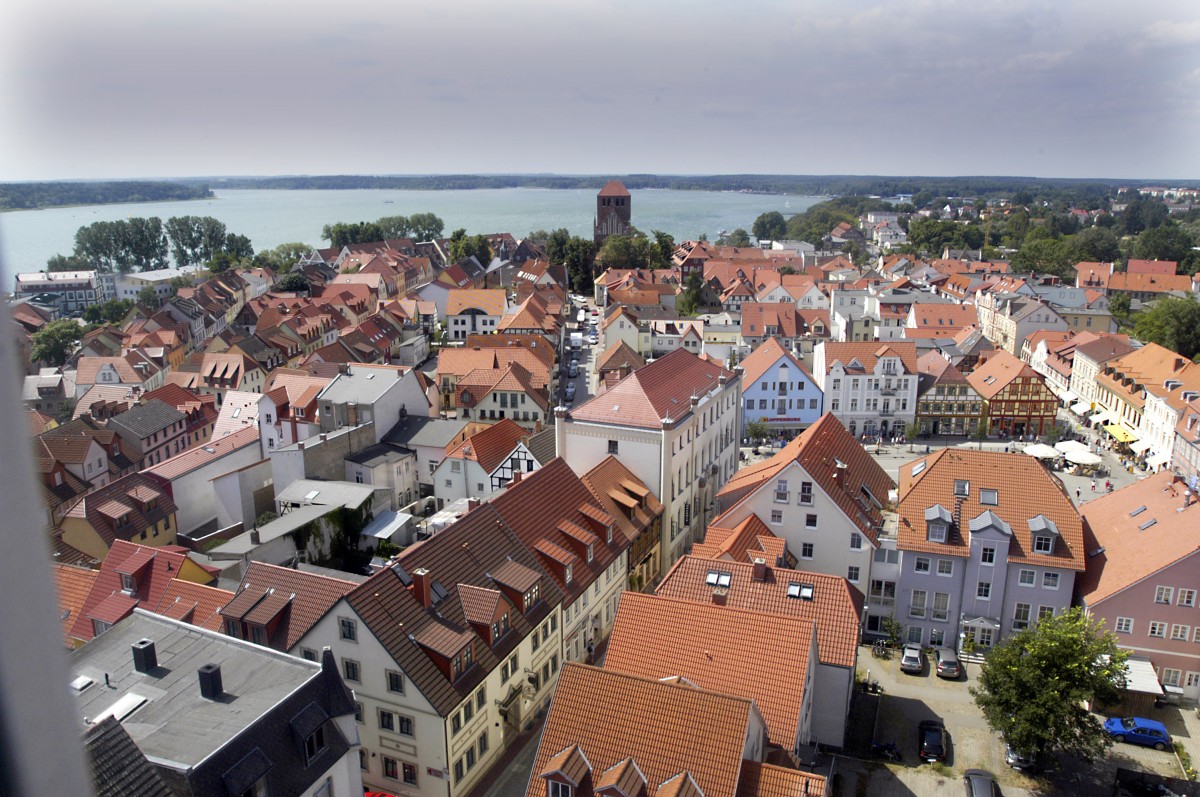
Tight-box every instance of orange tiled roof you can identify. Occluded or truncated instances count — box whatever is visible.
[444,418,529,473]
[604,592,815,749]
[822,340,918,374]
[896,449,1084,571]
[155,579,234,631]
[580,456,664,545]
[1108,271,1191,294]
[717,413,895,544]
[965,350,1040,399]
[523,662,759,797]
[446,288,508,317]
[53,563,98,645]
[736,338,814,388]
[1079,472,1200,605]
[69,541,192,642]
[736,761,828,797]
[691,515,782,564]
[656,555,863,669]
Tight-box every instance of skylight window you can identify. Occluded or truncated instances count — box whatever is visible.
[705,570,731,588]
[1129,506,1147,517]
[1138,519,1157,531]
[911,461,927,476]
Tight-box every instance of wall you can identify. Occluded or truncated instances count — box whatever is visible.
[164,442,263,535]
[213,459,274,530]
[270,424,378,495]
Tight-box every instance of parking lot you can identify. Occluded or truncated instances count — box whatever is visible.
[834,643,1195,796]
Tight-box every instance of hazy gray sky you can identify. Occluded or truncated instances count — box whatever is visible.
[3,0,1198,181]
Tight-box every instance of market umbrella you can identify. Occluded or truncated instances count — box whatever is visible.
[1024,443,1060,460]
[1064,450,1102,466]
[1055,440,1089,454]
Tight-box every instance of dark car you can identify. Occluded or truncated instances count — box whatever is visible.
[963,769,1001,797]
[1104,717,1172,750]
[935,647,961,679]
[918,720,948,762]
[1003,743,1037,772]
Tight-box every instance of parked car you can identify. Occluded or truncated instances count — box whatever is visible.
[568,363,579,378]
[899,644,925,674]
[918,720,948,762]
[1003,743,1036,772]
[934,647,961,679]
[565,383,576,401]
[588,334,598,345]
[963,769,1001,797]
[1104,717,1172,750]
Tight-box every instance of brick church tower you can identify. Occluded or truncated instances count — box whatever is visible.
[593,180,633,246]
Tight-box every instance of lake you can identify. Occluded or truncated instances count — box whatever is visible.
[0,188,822,277]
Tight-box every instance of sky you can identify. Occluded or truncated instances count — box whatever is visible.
[2,0,1198,182]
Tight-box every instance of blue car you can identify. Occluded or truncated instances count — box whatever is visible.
[1103,717,1172,751]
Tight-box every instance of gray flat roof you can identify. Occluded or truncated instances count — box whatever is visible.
[317,368,401,404]
[345,442,409,467]
[69,611,319,767]
[212,505,328,555]
[383,415,469,449]
[276,479,378,509]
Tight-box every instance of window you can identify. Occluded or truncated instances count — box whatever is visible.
[379,709,395,732]
[980,546,995,565]
[398,714,414,736]
[977,582,991,600]
[770,510,783,524]
[953,479,969,497]
[1038,606,1055,621]
[403,762,418,785]
[1149,621,1167,638]
[387,670,405,694]
[1013,603,1031,630]
[914,557,931,573]
[339,617,357,642]
[1115,617,1133,633]
[927,523,947,543]
[1033,535,1053,554]
[1155,586,1174,605]
[801,542,814,559]
[1042,572,1060,590]
[932,592,949,622]
[383,756,399,780]
[805,513,818,528]
[799,481,813,505]
[774,479,789,502]
[981,489,998,506]
[120,573,136,593]
[936,559,953,576]
[1187,673,1200,689]
[1018,569,1035,586]
[847,566,860,582]
[477,686,486,710]
[850,532,863,550]
[451,712,462,734]
[607,440,619,454]
[1172,624,1191,641]
[1179,589,1197,607]
[1162,668,1182,688]
[910,589,927,618]
[549,783,573,797]
[304,725,326,765]
[342,659,360,683]
[454,760,464,783]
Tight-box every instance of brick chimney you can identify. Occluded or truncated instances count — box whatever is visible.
[712,587,728,606]
[467,498,481,511]
[751,558,767,582]
[510,472,522,486]
[412,567,433,608]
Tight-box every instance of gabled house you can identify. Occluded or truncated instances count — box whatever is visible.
[455,362,549,430]
[293,502,566,796]
[434,418,543,505]
[895,449,1084,651]
[108,398,189,467]
[490,459,629,664]
[965,350,1058,437]
[813,340,919,438]
[524,662,827,797]
[714,413,894,596]
[656,554,863,750]
[143,426,262,536]
[581,456,665,592]
[60,473,180,561]
[1079,472,1200,703]
[220,560,359,653]
[445,289,509,340]
[738,337,823,437]
[916,352,983,436]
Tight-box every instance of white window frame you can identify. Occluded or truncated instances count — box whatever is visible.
[1155,585,1174,605]
[1171,624,1190,641]
[914,557,931,574]
[1018,569,1035,586]
[1114,617,1133,634]
[1149,621,1167,638]
[1042,572,1060,590]
[936,559,953,577]
[1179,588,1196,607]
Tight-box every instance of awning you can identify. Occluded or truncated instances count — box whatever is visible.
[1071,401,1091,416]
[1090,410,1114,425]
[1061,390,1079,403]
[1104,424,1137,443]
[1147,452,1171,470]
[1122,657,1164,695]
[1129,439,1153,454]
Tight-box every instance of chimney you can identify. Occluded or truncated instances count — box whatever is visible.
[132,638,157,674]
[250,528,261,545]
[751,558,767,582]
[711,587,728,606]
[510,472,522,486]
[467,498,481,511]
[412,567,433,608]
[198,663,223,699]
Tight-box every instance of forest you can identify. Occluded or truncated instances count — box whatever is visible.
[0,181,211,210]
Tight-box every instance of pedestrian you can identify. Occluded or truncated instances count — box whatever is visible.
[1076,487,1081,501]
[1004,445,1009,454]
[1091,479,1097,492]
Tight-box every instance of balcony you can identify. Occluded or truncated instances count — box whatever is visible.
[880,387,897,396]
[879,408,894,417]
[867,595,895,608]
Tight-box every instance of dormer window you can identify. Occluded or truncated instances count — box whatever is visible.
[120,573,136,594]
[1034,535,1053,554]
[928,523,947,543]
[549,783,572,797]
[523,583,540,611]
[606,525,613,544]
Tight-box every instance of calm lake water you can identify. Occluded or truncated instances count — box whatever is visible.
[0,188,822,277]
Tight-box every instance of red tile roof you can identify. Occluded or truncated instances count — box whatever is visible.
[69,541,194,642]
[1078,472,1200,605]
[656,555,863,669]
[717,413,895,544]
[53,563,98,645]
[221,561,357,651]
[443,418,530,474]
[821,341,918,375]
[736,338,814,389]
[523,662,761,797]
[568,349,736,430]
[735,761,827,797]
[604,592,816,749]
[896,449,1084,571]
[580,456,665,545]
[598,180,630,197]
[965,350,1041,399]
[155,580,234,631]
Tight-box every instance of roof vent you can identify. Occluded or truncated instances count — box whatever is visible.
[198,663,223,699]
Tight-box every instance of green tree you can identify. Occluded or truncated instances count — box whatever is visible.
[721,228,751,247]
[1119,198,1169,236]
[904,421,920,452]
[408,212,445,241]
[253,242,311,272]
[165,215,230,266]
[1067,226,1120,264]
[277,272,310,293]
[377,215,411,239]
[650,230,676,268]
[1012,238,1072,278]
[1134,223,1194,264]
[530,228,571,264]
[971,608,1127,764]
[136,286,163,309]
[448,230,491,266]
[1108,292,1131,321]
[46,254,91,272]
[596,234,643,270]
[676,269,706,317]
[322,221,385,248]
[31,319,82,366]
[1132,297,1200,361]
[82,299,134,325]
[745,419,770,444]
[752,211,787,242]
[223,233,254,259]
[562,236,597,294]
